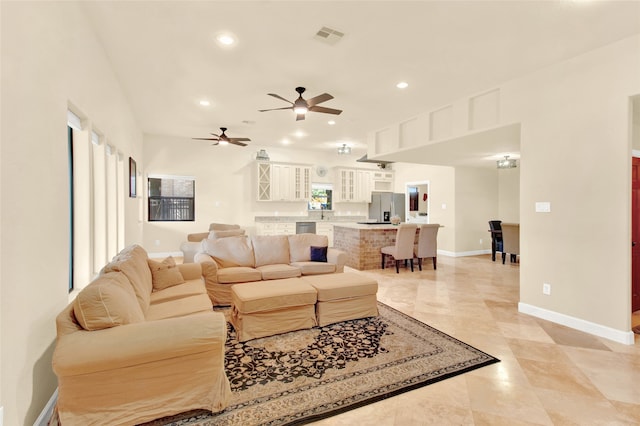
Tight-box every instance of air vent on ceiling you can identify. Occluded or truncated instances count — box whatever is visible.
[314,26,345,45]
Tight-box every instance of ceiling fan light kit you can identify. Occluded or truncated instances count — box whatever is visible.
[259,86,342,121]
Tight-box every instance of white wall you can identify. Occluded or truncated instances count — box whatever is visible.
[498,167,520,222]
[455,167,498,254]
[501,35,640,335]
[392,163,456,253]
[373,35,640,339]
[1,2,143,424]
[367,36,640,339]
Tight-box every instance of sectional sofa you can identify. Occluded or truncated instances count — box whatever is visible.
[195,233,347,306]
[52,245,231,426]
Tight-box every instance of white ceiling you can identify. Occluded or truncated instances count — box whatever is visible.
[80,1,640,167]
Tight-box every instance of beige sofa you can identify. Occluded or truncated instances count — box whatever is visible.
[180,223,245,263]
[195,233,347,306]
[53,245,231,426]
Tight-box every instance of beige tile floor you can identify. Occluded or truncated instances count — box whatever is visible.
[311,254,640,426]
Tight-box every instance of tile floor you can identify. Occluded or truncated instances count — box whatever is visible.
[310,254,640,425]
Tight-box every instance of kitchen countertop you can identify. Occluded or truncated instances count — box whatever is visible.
[254,216,366,223]
[333,222,405,230]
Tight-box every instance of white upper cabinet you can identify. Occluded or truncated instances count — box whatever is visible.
[256,161,311,202]
[335,168,378,203]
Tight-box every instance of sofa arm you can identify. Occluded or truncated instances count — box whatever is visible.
[180,241,201,263]
[195,253,219,282]
[195,253,221,303]
[327,248,347,273]
[53,311,226,377]
[177,262,202,280]
[187,232,209,242]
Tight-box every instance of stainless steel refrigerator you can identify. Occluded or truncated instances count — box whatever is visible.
[368,192,405,223]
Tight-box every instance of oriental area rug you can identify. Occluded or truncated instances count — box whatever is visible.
[144,302,499,426]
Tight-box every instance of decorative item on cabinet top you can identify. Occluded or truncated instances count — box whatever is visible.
[255,161,312,202]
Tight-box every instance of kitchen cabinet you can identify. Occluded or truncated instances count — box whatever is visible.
[316,222,334,246]
[256,162,311,202]
[271,164,292,201]
[256,222,296,235]
[335,168,373,203]
[257,162,272,201]
[372,171,394,192]
[293,166,311,201]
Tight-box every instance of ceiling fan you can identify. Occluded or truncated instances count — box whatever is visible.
[192,127,250,146]
[259,87,342,121]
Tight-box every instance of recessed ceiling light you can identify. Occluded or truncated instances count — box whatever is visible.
[294,130,305,138]
[215,32,237,48]
[281,138,291,145]
[199,100,210,106]
[396,81,409,89]
[328,120,336,125]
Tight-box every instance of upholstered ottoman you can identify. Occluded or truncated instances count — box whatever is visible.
[230,278,317,341]
[301,273,378,326]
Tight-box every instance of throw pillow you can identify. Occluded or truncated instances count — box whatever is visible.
[147,256,185,291]
[310,246,328,262]
[74,272,145,331]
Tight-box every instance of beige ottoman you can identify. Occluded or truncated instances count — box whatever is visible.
[301,273,378,326]
[230,278,317,341]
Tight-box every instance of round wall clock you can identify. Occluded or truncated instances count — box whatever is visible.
[316,165,328,177]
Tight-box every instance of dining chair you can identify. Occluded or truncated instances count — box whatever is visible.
[488,220,503,262]
[414,224,439,271]
[501,223,520,264]
[381,223,418,273]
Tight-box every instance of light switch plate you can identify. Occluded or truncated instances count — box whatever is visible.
[536,202,551,213]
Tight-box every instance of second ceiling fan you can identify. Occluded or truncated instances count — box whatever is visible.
[192,127,250,146]
[259,87,342,121]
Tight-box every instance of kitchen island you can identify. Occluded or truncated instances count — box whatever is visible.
[333,223,421,270]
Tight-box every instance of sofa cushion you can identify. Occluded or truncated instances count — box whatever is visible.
[256,264,302,280]
[145,294,213,321]
[290,261,336,275]
[251,235,290,267]
[150,279,207,304]
[310,246,328,262]
[208,229,246,240]
[231,279,317,313]
[73,272,145,331]
[148,256,185,291]
[101,245,153,314]
[301,273,378,301]
[288,234,329,262]
[217,266,262,284]
[202,236,255,268]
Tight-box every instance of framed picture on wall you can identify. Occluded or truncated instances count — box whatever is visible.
[129,157,137,198]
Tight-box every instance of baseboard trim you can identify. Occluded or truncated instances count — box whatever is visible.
[438,249,492,258]
[33,388,57,426]
[518,303,635,345]
[148,251,183,259]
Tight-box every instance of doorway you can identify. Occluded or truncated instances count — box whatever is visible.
[632,157,640,313]
[632,95,640,332]
[405,181,430,223]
